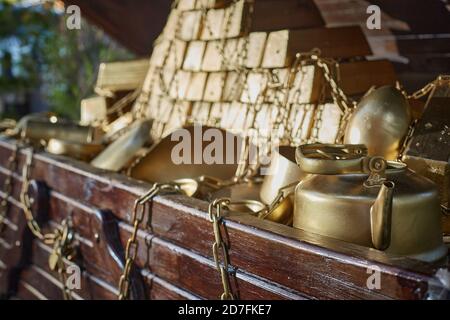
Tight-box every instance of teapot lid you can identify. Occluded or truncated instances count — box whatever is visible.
[296,144,369,174]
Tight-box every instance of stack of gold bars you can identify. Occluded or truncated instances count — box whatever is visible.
[3,0,449,274]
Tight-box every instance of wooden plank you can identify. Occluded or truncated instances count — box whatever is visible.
[250,0,325,31]
[337,59,398,96]
[262,26,372,68]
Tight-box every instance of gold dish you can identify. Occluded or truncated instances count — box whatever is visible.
[46,139,104,161]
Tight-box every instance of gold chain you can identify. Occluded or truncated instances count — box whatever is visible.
[0,143,20,233]
[396,76,443,159]
[19,146,78,300]
[118,183,181,300]
[48,219,77,300]
[208,198,236,300]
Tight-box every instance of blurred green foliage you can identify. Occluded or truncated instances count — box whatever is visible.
[0,0,134,119]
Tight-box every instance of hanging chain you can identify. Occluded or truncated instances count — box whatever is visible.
[208,198,236,300]
[48,218,77,300]
[18,146,78,300]
[396,76,443,159]
[118,183,181,300]
[0,143,21,233]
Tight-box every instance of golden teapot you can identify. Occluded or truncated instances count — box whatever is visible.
[294,144,447,262]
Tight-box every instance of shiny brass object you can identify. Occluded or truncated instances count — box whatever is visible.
[258,146,305,225]
[46,139,104,161]
[4,112,54,137]
[294,144,446,262]
[344,86,412,160]
[91,119,153,172]
[21,119,103,144]
[260,146,305,204]
[129,126,239,184]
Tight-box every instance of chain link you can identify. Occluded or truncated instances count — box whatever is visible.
[208,198,235,300]
[0,143,20,233]
[17,145,79,299]
[118,183,181,300]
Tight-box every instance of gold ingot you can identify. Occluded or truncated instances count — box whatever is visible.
[80,96,108,126]
[183,41,206,71]
[179,10,202,41]
[169,70,191,100]
[91,119,153,172]
[129,125,239,184]
[224,0,247,38]
[314,103,343,144]
[294,144,446,262]
[203,72,225,102]
[150,39,186,69]
[202,40,225,72]
[200,8,225,40]
[46,139,104,161]
[102,112,134,143]
[185,72,207,101]
[177,0,196,10]
[344,86,412,160]
[245,32,267,68]
[95,59,149,95]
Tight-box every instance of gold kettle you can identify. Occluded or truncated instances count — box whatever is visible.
[294,144,447,262]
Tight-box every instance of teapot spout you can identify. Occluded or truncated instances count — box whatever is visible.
[370,181,395,250]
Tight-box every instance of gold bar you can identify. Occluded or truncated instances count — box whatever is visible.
[289,103,315,143]
[204,72,226,102]
[183,41,206,71]
[288,64,322,104]
[177,0,196,11]
[190,101,212,124]
[150,39,186,69]
[223,72,244,101]
[224,0,249,38]
[262,26,371,68]
[202,40,224,71]
[179,10,202,41]
[80,96,108,126]
[209,102,225,126]
[95,59,149,93]
[314,103,342,144]
[240,71,268,104]
[185,72,208,101]
[169,70,191,100]
[200,8,225,40]
[151,67,176,98]
[162,10,180,40]
[162,101,191,136]
[245,32,267,68]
